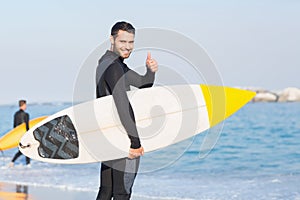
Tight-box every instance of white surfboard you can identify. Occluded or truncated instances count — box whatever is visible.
[19,84,255,164]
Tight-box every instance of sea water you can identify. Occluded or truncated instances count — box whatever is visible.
[0,102,299,200]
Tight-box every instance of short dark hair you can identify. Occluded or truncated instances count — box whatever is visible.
[111,21,135,38]
[19,100,26,107]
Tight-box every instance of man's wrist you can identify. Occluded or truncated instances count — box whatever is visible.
[130,141,141,149]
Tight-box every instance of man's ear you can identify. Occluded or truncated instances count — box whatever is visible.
[110,35,114,45]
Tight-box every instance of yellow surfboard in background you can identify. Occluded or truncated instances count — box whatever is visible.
[0,116,47,151]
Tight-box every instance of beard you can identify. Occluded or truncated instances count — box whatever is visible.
[111,44,132,59]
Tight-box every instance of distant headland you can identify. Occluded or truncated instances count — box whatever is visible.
[244,87,300,102]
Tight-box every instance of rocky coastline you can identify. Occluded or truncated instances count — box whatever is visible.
[244,87,300,102]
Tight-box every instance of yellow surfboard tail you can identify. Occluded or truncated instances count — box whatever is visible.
[200,85,256,127]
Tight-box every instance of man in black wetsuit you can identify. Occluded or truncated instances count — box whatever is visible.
[95,21,158,200]
[9,100,31,167]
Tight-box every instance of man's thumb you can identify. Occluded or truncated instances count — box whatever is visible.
[147,52,151,60]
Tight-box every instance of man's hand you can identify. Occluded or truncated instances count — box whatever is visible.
[128,146,144,159]
[146,52,158,73]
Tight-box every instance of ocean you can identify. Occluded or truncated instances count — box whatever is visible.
[0,102,300,200]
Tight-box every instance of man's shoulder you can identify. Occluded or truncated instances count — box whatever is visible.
[14,110,28,116]
[14,110,21,115]
[98,55,124,74]
[98,51,119,65]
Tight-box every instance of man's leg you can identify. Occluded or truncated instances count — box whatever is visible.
[113,157,140,200]
[9,150,23,167]
[96,162,113,200]
[11,150,22,162]
[25,157,30,165]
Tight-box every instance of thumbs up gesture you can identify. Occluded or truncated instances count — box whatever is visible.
[146,52,158,73]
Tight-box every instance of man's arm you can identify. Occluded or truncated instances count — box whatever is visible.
[125,68,155,89]
[13,113,17,128]
[25,113,29,131]
[126,52,158,89]
[103,62,141,149]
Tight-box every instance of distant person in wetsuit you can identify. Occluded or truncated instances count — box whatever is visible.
[9,100,31,167]
[95,21,158,200]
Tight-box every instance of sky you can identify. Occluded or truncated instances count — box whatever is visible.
[0,0,299,104]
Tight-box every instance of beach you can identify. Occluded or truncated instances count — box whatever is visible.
[1,102,300,199]
[0,182,95,200]
[0,182,172,200]
[1,0,300,199]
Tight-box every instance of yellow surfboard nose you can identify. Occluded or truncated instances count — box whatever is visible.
[0,116,47,151]
[200,84,256,127]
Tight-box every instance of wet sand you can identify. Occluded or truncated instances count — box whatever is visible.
[0,182,167,200]
[0,182,95,200]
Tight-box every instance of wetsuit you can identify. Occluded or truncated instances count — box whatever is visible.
[95,50,155,200]
[11,109,30,165]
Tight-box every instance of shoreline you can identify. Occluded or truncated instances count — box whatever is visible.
[0,181,185,200]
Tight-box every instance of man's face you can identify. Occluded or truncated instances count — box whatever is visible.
[20,104,27,110]
[110,30,135,59]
